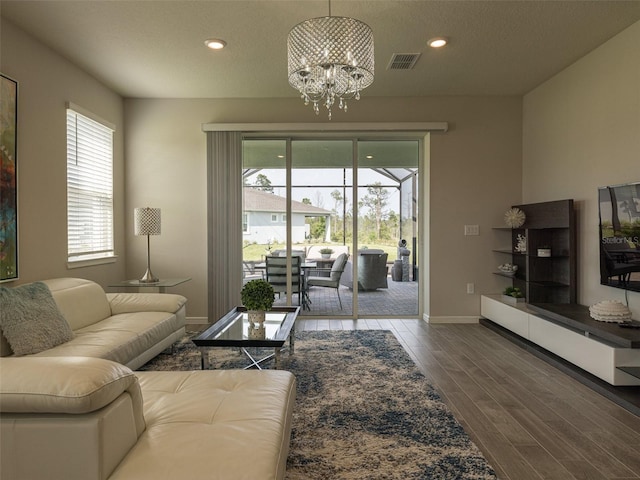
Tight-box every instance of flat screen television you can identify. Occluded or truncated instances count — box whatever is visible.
[598,181,640,293]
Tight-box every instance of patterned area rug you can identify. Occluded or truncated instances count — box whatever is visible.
[139,330,497,480]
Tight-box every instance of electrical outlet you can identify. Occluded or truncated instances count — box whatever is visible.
[466,283,475,294]
[464,225,479,236]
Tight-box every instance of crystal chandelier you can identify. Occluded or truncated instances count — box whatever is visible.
[287,1,374,119]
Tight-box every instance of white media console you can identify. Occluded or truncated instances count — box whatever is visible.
[480,295,640,386]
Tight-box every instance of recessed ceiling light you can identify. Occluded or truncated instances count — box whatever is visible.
[428,37,448,48]
[204,38,226,50]
[366,155,373,159]
[277,155,284,158]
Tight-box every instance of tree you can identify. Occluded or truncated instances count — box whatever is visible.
[331,190,343,210]
[309,218,325,240]
[330,189,343,234]
[360,182,390,240]
[254,174,273,193]
[313,191,324,209]
[303,197,325,240]
[383,210,399,242]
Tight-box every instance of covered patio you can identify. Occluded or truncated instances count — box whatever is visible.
[272,273,419,317]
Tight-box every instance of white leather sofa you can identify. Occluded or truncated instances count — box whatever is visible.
[0,356,296,480]
[0,278,186,370]
[0,278,297,479]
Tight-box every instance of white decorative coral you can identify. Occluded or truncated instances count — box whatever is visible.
[515,234,527,253]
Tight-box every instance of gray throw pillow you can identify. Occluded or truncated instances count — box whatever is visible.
[0,282,74,356]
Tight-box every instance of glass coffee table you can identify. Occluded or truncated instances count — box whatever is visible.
[192,306,300,370]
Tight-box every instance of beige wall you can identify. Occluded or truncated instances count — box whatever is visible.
[0,18,126,287]
[123,100,210,316]
[3,15,524,321]
[125,96,523,320]
[523,20,640,313]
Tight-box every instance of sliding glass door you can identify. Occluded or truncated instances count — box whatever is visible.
[242,137,419,317]
[292,140,354,315]
[241,140,300,306]
[357,141,419,316]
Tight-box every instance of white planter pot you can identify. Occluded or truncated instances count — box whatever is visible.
[247,323,266,339]
[247,310,266,324]
[502,295,525,305]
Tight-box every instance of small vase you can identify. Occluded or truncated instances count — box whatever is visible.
[321,253,331,259]
[248,323,266,340]
[248,310,265,324]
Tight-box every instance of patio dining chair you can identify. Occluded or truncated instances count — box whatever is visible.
[242,260,263,284]
[306,253,348,309]
[265,255,303,306]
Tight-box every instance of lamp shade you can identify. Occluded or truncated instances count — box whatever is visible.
[134,207,161,236]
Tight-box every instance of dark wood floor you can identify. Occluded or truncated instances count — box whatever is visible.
[293,319,640,480]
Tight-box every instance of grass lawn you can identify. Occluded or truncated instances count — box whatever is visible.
[242,242,400,262]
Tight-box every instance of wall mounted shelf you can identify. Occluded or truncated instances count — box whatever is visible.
[492,199,576,304]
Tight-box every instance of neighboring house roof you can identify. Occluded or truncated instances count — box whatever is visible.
[244,188,331,216]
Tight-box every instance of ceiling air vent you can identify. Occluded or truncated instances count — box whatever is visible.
[387,53,421,70]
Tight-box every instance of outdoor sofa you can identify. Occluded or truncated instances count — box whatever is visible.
[340,249,389,290]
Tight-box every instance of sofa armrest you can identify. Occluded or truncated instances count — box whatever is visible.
[1,357,145,480]
[0,357,143,429]
[107,292,187,315]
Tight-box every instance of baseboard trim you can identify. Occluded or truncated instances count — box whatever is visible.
[423,314,480,324]
[186,316,209,324]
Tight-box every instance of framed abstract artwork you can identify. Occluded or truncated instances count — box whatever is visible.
[1,73,18,282]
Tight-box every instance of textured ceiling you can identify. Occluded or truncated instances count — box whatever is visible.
[2,0,640,99]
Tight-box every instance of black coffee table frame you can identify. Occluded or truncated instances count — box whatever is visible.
[192,306,300,370]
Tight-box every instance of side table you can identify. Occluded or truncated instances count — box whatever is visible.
[109,278,191,293]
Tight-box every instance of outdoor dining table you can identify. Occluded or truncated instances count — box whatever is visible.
[254,261,317,311]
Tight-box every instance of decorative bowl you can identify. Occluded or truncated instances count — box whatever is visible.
[497,263,518,275]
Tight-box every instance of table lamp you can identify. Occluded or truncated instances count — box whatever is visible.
[134,207,161,283]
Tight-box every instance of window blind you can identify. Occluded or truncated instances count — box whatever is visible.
[66,109,114,262]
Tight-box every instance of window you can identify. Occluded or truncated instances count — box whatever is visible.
[66,106,115,264]
[281,214,286,222]
[271,214,278,222]
[242,213,249,233]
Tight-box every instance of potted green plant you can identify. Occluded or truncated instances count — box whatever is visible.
[319,247,334,259]
[241,279,275,325]
[502,286,525,305]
